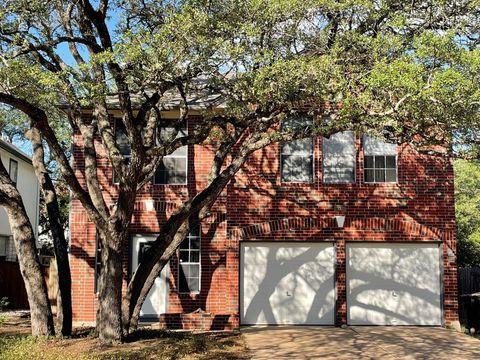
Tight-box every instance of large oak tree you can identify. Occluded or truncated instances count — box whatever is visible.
[0,0,478,342]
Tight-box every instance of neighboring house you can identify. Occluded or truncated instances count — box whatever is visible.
[0,139,40,262]
[69,109,459,330]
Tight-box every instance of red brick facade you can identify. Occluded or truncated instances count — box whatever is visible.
[70,115,458,329]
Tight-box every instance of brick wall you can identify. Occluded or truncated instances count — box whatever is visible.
[69,116,458,329]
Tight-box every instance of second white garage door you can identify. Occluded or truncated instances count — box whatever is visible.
[347,242,442,326]
[240,242,335,325]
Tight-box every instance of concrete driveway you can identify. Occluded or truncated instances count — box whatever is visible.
[242,326,480,359]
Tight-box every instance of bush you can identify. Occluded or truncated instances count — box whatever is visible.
[454,160,480,267]
[0,297,9,311]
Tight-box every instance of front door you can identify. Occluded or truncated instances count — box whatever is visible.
[131,235,169,321]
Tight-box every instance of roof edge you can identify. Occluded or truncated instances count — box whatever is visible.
[0,139,32,165]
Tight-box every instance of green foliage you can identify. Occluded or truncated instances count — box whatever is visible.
[0,337,80,360]
[0,0,478,137]
[454,160,480,267]
[0,297,9,311]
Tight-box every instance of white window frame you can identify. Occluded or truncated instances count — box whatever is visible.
[363,154,398,184]
[154,120,188,186]
[177,228,201,294]
[280,117,314,184]
[363,135,398,184]
[9,159,18,186]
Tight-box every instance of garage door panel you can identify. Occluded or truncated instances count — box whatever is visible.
[241,242,335,325]
[347,243,442,326]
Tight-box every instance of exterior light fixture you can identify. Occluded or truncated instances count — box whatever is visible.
[145,199,155,211]
[335,215,346,228]
[447,247,456,263]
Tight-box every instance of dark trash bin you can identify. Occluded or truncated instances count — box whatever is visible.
[460,292,480,332]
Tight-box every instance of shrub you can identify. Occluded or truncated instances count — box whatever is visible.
[0,297,9,311]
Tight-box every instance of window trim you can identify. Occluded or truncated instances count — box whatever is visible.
[94,233,101,293]
[363,154,398,184]
[279,117,315,184]
[153,120,188,186]
[9,159,18,186]
[177,228,201,294]
[322,131,356,184]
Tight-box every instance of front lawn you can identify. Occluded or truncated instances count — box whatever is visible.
[0,312,250,360]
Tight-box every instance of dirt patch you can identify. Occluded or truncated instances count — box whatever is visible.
[0,310,31,337]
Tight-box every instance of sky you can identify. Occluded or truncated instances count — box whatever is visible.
[6,4,123,155]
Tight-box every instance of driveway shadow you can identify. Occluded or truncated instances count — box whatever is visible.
[242,326,480,359]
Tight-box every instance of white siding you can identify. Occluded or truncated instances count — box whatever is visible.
[0,148,40,240]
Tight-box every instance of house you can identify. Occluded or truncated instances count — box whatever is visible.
[0,139,40,262]
[69,108,459,330]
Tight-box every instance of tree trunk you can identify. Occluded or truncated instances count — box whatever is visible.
[96,229,124,343]
[28,127,72,336]
[0,161,54,336]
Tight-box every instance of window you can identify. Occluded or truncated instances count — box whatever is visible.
[9,159,18,186]
[0,235,7,259]
[113,118,131,184]
[114,118,131,156]
[363,136,397,183]
[112,157,130,185]
[281,117,314,183]
[178,226,201,293]
[94,235,101,293]
[0,236,16,262]
[154,122,188,185]
[139,242,152,263]
[323,131,356,183]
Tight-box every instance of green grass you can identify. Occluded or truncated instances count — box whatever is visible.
[0,329,249,360]
[0,337,74,360]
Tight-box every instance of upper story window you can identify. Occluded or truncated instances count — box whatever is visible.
[9,159,18,186]
[113,118,188,185]
[178,226,201,293]
[363,136,397,183]
[0,235,7,260]
[154,122,188,185]
[0,235,15,262]
[113,118,131,184]
[114,118,131,156]
[322,131,356,183]
[281,117,314,183]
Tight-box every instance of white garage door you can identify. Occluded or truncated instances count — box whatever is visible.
[240,242,335,325]
[347,242,442,326]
